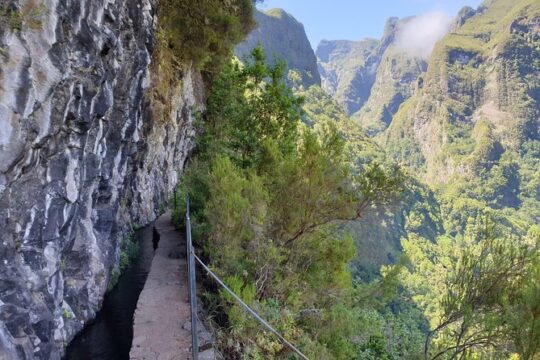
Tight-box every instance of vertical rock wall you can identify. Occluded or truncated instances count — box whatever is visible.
[0,1,203,358]
[235,9,321,89]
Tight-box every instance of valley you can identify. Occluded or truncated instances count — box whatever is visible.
[0,0,538,359]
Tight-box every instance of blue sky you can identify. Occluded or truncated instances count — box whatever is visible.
[257,0,483,49]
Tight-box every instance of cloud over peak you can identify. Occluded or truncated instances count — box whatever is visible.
[395,11,452,59]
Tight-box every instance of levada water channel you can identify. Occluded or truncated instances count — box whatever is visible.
[64,225,159,360]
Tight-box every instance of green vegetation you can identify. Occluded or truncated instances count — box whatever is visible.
[295,82,446,282]
[266,8,288,19]
[316,38,381,115]
[107,268,121,293]
[107,230,140,292]
[173,47,409,359]
[390,12,540,345]
[384,0,539,186]
[157,0,254,72]
[442,0,540,55]
[295,85,385,169]
[148,0,255,125]
[171,0,540,358]
[399,219,540,359]
[0,3,22,31]
[354,48,427,136]
[0,1,47,32]
[62,309,73,320]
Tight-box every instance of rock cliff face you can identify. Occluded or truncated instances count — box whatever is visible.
[317,18,428,135]
[0,1,203,359]
[235,8,320,89]
[352,44,427,136]
[382,0,540,184]
[317,37,381,115]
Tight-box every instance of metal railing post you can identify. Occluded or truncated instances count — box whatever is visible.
[184,195,310,360]
[185,196,198,360]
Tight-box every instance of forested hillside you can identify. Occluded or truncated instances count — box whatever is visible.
[174,0,539,359]
[1,0,537,358]
[315,0,540,358]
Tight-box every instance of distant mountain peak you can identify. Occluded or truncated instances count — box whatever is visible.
[235,8,321,89]
[316,16,428,122]
[265,8,295,21]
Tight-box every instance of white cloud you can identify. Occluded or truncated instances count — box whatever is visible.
[395,11,453,59]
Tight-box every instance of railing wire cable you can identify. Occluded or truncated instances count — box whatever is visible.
[185,196,309,360]
[186,197,199,360]
[191,252,310,360]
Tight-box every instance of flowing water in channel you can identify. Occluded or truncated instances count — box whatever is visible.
[64,225,159,360]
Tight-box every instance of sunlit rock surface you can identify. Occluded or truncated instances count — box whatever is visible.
[0,1,203,358]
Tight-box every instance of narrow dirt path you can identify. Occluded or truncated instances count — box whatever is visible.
[130,211,192,360]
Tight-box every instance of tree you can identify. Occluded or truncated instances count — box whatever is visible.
[504,227,540,360]
[354,162,405,218]
[400,218,540,359]
[176,46,408,359]
[157,0,254,70]
[201,45,303,169]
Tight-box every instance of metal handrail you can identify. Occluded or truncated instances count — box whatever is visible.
[186,196,198,360]
[184,195,310,360]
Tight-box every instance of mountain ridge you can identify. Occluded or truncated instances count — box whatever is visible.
[235,8,321,88]
[240,0,540,272]
[316,17,405,116]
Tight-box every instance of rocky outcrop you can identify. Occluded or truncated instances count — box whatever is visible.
[317,17,429,134]
[235,8,320,89]
[0,1,204,359]
[382,0,540,184]
[316,38,381,115]
[352,45,427,136]
[451,6,477,31]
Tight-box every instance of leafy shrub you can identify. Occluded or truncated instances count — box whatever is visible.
[175,46,408,359]
[400,218,540,359]
[148,0,254,126]
[157,0,254,71]
[62,309,73,320]
[107,231,140,292]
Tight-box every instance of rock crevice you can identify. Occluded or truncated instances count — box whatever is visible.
[0,1,203,358]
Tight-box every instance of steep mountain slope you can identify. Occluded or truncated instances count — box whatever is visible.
[316,17,404,116]
[0,1,206,358]
[315,0,539,231]
[353,46,427,136]
[316,37,380,115]
[317,17,431,136]
[297,86,443,275]
[381,0,539,219]
[235,8,320,88]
